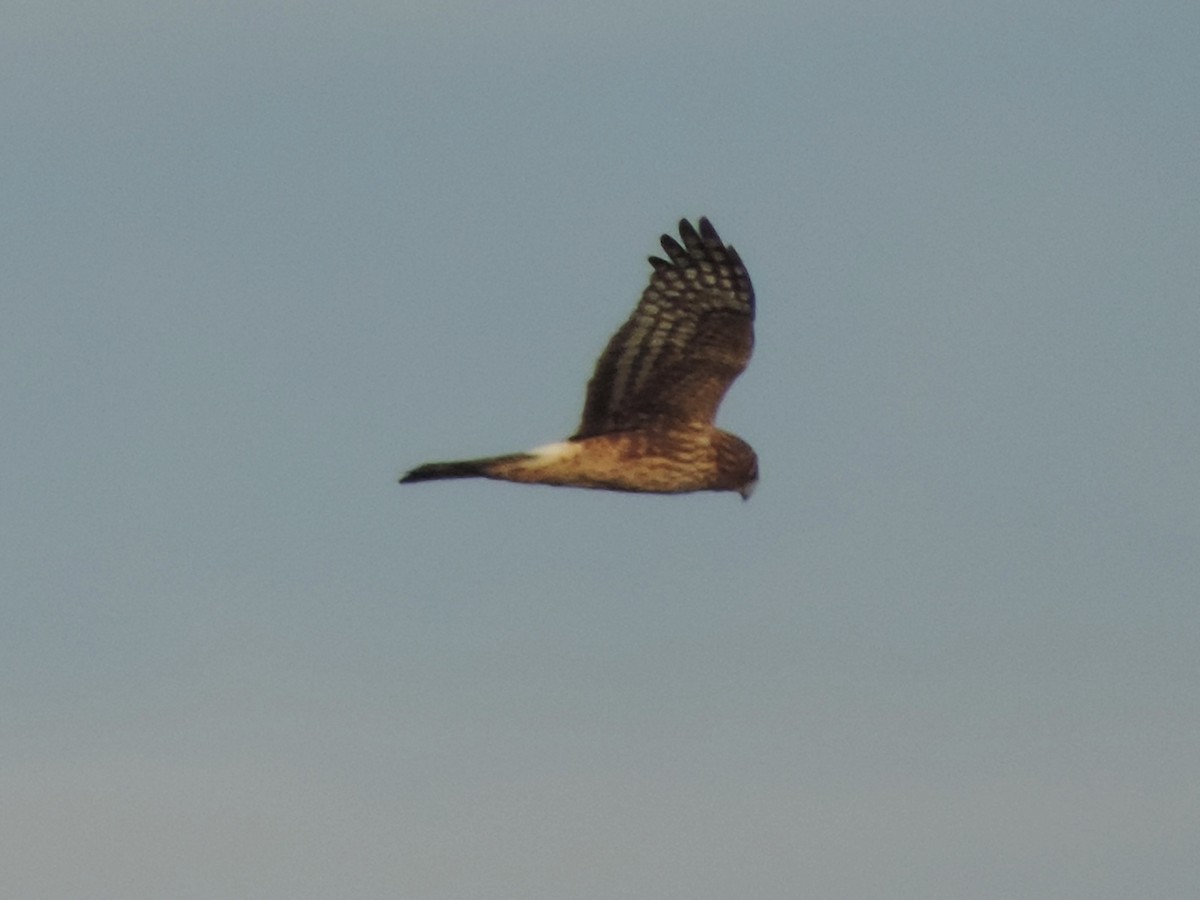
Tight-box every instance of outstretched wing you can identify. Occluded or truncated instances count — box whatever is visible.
[574,217,755,438]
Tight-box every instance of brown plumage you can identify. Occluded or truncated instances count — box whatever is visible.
[399,217,758,498]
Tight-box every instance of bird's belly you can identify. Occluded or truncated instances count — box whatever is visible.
[493,430,719,494]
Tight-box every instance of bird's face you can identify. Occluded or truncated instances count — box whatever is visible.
[713,432,758,500]
[738,455,759,501]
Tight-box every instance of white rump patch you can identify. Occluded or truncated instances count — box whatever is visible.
[528,440,580,462]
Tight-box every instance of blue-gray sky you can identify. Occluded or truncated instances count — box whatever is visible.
[4,2,1198,898]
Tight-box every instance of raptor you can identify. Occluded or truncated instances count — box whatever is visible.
[399,217,758,498]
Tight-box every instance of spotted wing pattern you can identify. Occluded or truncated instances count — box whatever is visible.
[574,218,755,438]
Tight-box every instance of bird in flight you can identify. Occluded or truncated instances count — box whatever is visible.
[399,217,758,498]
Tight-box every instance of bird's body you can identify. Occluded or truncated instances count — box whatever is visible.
[401,426,755,495]
[400,217,758,499]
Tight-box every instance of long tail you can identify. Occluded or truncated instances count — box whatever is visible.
[398,453,530,484]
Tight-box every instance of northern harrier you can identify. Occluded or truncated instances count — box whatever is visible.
[399,217,758,498]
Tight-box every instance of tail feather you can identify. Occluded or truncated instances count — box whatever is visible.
[398,454,529,484]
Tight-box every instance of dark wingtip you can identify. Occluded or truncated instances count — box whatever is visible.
[677,218,703,252]
[650,216,744,288]
[658,232,687,263]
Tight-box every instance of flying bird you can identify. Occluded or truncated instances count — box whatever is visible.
[399,217,758,498]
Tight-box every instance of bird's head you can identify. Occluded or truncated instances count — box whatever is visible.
[716,432,758,501]
[737,453,759,501]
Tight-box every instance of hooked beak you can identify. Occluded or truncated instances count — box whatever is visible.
[739,478,757,501]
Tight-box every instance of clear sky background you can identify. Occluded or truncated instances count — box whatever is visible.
[4,2,1198,898]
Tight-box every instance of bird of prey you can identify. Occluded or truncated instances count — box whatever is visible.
[399,217,758,499]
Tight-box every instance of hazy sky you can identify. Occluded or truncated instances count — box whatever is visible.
[4,2,1198,898]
